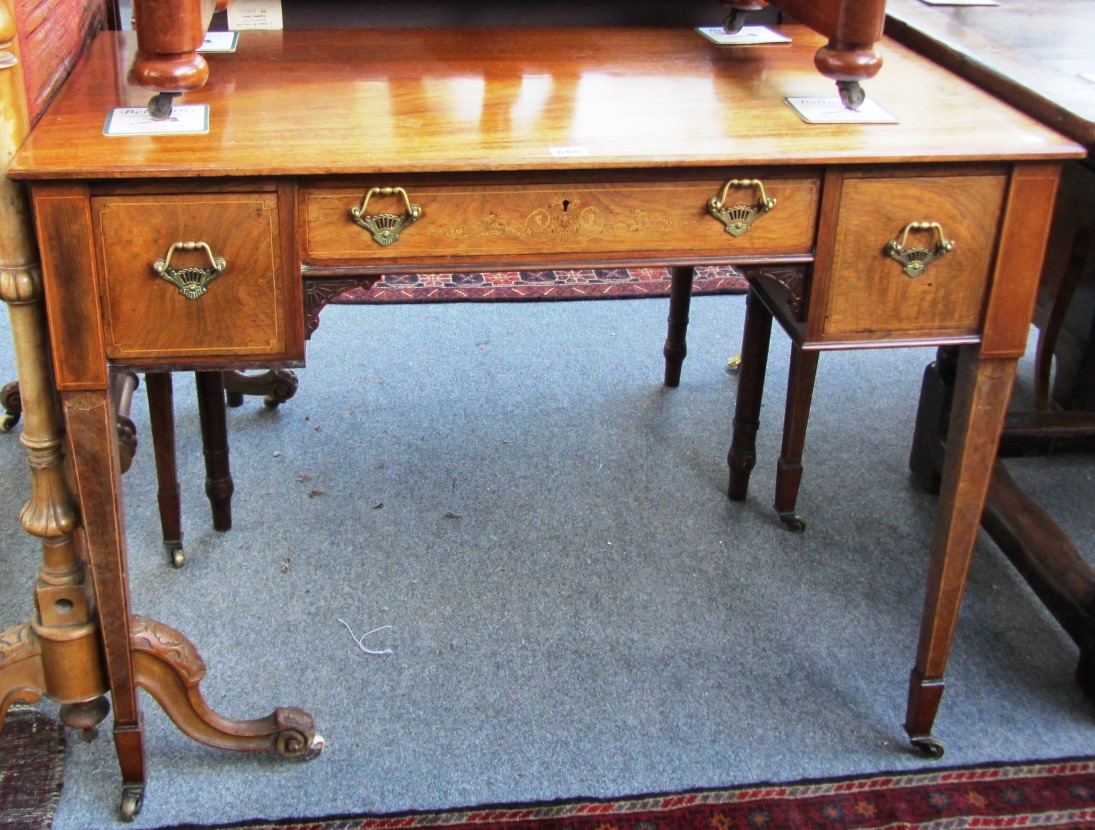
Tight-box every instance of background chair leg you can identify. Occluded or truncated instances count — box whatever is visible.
[146,372,185,568]
[773,345,820,532]
[195,371,233,532]
[728,288,773,503]
[663,267,695,388]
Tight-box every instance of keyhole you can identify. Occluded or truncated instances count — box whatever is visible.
[562,199,571,213]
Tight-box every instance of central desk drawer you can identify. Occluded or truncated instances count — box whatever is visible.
[301,176,821,266]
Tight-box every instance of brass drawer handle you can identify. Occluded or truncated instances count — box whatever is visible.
[885,222,955,277]
[153,242,227,300]
[707,179,776,237]
[349,186,423,247]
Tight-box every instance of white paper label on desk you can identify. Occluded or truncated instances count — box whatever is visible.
[198,31,239,52]
[785,97,899,125]
[696,26,791,45]
[227,0,283,30]
[103,105,210,137]
[919,0,999,6]
[550,147,590,158]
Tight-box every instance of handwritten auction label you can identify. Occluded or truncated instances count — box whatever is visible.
[198,31,239,52]
[227,0,283,30]
[696,26,791,46]
[103,105,210,137]
[784,97,898,125]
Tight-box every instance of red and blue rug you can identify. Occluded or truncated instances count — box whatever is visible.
[155,758,1095,830]
[331,266,747,303]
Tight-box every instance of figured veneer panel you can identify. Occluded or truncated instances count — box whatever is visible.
[92,193,288,364]
[302,177,821,268]
[820,172,1008,341]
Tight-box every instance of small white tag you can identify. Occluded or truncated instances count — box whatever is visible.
[696,26,792,45]
[919,0,999,6]
[550,147,590,158]
[103,105,210,137]
[785,96,899,124]
[1081,73,1095,85]
[227,0,283,30]
[198,31,239,52]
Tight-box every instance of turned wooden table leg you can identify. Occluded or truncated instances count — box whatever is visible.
[728,288,774,503]
[0,3,115,808]
[663,267,695,388]
[904,346,1019,758]
[146,372,185,568]
[195,371,233,532]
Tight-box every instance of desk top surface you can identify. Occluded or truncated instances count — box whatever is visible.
[10,26,1082,180]
[885,0,1095,148]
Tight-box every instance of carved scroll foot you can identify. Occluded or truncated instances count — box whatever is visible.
[130,616,323,759]
[0,379,20,432]
[0,623,45,727]
[223,369,299,408]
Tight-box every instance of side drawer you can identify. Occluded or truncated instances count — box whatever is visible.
[92,193,290,364]
[301,175,821,266]
[817,171,1008,343]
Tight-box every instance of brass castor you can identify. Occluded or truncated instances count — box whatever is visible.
[778,512,807,533]
[147,91,180,120]
[119,785,144,821]
[911,735,945,759]
[838,80,866,110]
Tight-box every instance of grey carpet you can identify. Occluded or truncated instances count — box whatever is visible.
[1,295,1092,830]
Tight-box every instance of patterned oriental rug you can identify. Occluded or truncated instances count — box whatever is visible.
[0,709,66,830]
[154,758,1095,830]
[329,266,748,303]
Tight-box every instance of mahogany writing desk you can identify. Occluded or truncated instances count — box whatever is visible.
[2,24,1082,819]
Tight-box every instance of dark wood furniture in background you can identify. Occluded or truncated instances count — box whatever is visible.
[1,12,1082,824]
[886,0,1095,702]
[132,0,886,115]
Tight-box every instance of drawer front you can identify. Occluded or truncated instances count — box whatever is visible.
[93,193,288,363]
[819,173,1007,342]
[301,176,820,266]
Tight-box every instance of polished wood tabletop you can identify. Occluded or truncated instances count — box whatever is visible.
[885,0,1095,148]
[11,25,1080,180]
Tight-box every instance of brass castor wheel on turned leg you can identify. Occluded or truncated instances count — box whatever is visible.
[147,91,180,120]
[838,80,866,110]
[910,735,945,759]
[723,9,749,33]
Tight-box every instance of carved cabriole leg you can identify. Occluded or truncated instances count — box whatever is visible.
[728,288,773,502]
[0,0,110,742]
[904,347,1019,759]
[131,617,321,757]
[663,267,694,388]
